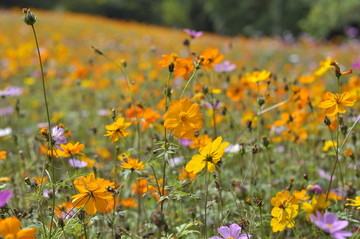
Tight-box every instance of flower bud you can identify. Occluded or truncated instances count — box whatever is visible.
[23,8,36,25]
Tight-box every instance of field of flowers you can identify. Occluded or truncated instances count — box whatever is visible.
[0,8,360,239]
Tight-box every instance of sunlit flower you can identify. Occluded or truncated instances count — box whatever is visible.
[314,58,333,76]
[0,217,36,239]
[318,92,357,116]
[164,98,203,139]
[310,211,352,239]
[158,53,178,68]
[120,158,145,171]
[185,136,230,174]
[104,117,131,143]
[71,172,114,215]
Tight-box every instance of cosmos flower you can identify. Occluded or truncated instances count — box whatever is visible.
[183,28,203,38]
[210,223,251,239]
[0,217,36,239]
[185,136,230,174]
[214,60,236,73]
[0,190,13,208]
[310,211,352,239]
[51,125,67,150]
[104,117,132,143]
[120,158,145,171]
[71,172,114,215]
[318,92,357,116]
[164,98,203,139]
[346,196,360,209]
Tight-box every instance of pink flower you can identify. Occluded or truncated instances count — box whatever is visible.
[310,211,352,239]
[210,223,251,239]
[183,28,203,38]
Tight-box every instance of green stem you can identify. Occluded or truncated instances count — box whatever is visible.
[204,172,209,239]
[179,68,199,99]
[31,24,56,238]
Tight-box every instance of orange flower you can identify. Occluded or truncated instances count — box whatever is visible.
[104,117,132,142]
[226,84,243,102]
[141,107,161,131]
[0,151,6,160]
[71,172,114,215]
[164,98,203,139]
[178,168,196,180]
[125,106,144,123]
[0,217,36,239]
[158,53,178,68]
[120,198,138,208]
[200,48,223,70]
[132,178,154,195]
[189,134,212,149]
[57,142,85,157]
[174,57,194,79]
[120,158,145,171]
[318,92,357,116]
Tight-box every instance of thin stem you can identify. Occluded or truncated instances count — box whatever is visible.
[204,172,209,239]
[31,24,56,238]
[179,68,199,99]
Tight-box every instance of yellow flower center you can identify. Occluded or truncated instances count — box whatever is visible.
[327,224,333,229]
[227,237,234,239]
[333,93,342,103]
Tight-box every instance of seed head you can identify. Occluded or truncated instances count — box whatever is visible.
[23,8,37,25]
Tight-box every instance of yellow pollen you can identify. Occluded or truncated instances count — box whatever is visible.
[327,224,333,229]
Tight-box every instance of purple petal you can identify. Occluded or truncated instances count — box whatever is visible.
[228,223,242,237]
[69,159,88,168]
[324,212,337,224]
[331,231,353,239]
[218,226,231,238]
[0,190,13,207]
[330,221,349,232]
[239,233,252,239]
[209,237,222,239]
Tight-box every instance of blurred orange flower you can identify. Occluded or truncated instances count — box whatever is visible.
[318,92,357,116]
[0,217,36,239]
[0,151,6,160]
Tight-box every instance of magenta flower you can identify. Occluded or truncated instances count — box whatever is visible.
[183,28,203,38]
[214,61,236,73]
[51,126,67,151]
[210,223,251,239]
[310,211,352,239]
[0,190,13,208]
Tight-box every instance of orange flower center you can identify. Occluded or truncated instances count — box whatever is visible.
[179,112,188,123]
[333,94,342,103]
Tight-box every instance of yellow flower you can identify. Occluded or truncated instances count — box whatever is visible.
[346,196,360,209]
[104,117,132,142]
[164,98,203,139]
[322,140,337,151]
[0,151,6,160]
[71,172,114,215]
[246,70,271,83]
[270,190,300,232]
[185,136,230,174]
[57,142,85,157]
[302,194,330,218]
[120,158,145,171]
[0,217,36,239]
[318,92,357,116]
[314,58,333,76]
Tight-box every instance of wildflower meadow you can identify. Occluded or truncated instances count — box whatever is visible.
[1,8,360,239]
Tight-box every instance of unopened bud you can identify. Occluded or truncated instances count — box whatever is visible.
[257,96,265,107]
[23,8,36,25]
[324,116,331,126]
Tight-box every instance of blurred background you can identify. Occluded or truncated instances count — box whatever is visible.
[2,0,360,40]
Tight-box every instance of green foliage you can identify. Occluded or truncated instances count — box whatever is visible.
[301,0,360,39]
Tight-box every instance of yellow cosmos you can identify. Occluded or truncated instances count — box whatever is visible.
[318,92,357,116]
[164,98,203,139]
[0,217,36,239]
[104,117,132,143]
[120,158,145,171]
[185,136,230,174]
[322,140,337,151]
[346,196,360,209]
[71,172,114,215]
[270,204,298,232]
[57,142,85,157]
[302,194,331,218]
[314,58,333,76]
[246,70,271,83]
